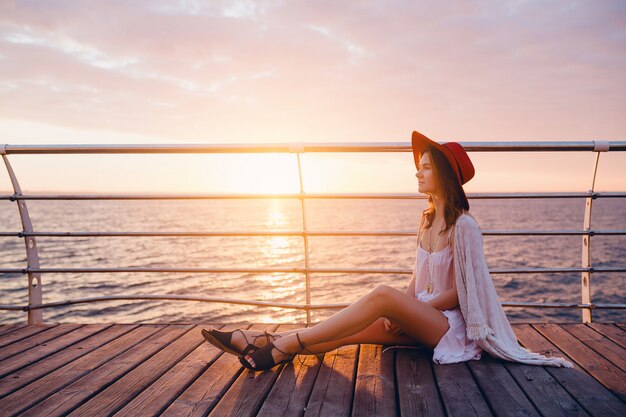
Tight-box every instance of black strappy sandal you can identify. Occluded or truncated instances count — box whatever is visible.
[201,328,279,357]
[239,333,308,371]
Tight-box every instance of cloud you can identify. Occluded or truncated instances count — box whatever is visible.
[5,29,139,70]
[0,0,624,141]
[151,0,280,20]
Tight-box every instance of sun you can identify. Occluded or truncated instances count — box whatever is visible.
[247,153,300,194]
[197,152,339,194]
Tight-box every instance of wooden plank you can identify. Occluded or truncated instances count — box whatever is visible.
[112,325,226,417]
[587,323,626,349]
[562,324,626,372]
[433,361,492,417]
[160,349,240,417]
[160,324,252,417]
[504,362,589,417]
[0,323,53,348]
[396,348,445,417]
[27,325,192,417]
[0,324,109,378]
[501,324,589,417]
[257,324,323,417]
[70,325,202,416]
[1,322,623,417]
[533,323,626,402]
[0,324,27,337]
[0,323,82,362]
[352,344,396,417]
[513,324,626,417]
[258,354,322,417]
[0,324,134,398]
[0,324,163,416]
[304,344,358,417]
[468,355,541,417]
[207,324,284,417]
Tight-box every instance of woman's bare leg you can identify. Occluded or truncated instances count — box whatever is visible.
[300,318,421,353]
[228,318,419,355]
[243,285,449,367]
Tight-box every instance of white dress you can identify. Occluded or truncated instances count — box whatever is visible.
[415,244,482,364]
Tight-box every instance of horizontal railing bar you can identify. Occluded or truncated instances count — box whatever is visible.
[23,231,308,237]
[501,302,626,309]
[2,141,626,154]
[0,297,623,312]
[1,266,624,274]
[0,267,406,274]
[4,229,626,238]
[311,301,626,310]
[1,192,625,201]
[5,295,307,311]
[0,305,23,311]
[469,192,626,199]
[481,230,626,236]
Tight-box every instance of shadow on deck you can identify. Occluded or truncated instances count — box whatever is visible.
[0,323,624,416]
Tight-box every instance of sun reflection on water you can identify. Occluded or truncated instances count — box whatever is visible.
[256,200,303,300]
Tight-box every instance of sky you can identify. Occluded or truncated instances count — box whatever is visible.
[0,0,625,194]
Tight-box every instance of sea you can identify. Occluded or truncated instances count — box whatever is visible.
[0,197,624,324]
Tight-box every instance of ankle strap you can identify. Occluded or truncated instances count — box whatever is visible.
[271,333,307,359]
[252,330,277,346]
[296,333,306,351]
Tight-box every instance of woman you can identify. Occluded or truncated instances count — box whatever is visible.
[202,131,572,370]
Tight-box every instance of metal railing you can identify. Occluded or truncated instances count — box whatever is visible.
[1,141,625,324]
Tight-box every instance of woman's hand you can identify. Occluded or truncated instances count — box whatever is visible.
[383,318,404,336]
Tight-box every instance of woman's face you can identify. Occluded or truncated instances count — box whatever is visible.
[416,152,438,195]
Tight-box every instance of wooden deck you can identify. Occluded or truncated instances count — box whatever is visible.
[0,323,624,416]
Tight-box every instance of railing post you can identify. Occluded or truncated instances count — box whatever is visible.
[1,147,43,324]
[291,144,312,324]
[581,141,609,323]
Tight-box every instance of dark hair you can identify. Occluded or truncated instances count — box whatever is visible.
[420,145,469,233]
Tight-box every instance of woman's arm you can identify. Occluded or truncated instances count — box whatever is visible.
[383,273,416,336]
[425,287,459,311]
[406,276,416,296]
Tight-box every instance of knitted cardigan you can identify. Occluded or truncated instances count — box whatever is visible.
[450,213,572,367]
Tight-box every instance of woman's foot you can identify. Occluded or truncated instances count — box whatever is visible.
[241,333,306,370]
[202,327,279,357]
[230,329,277,352]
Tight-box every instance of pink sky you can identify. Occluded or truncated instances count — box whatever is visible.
[0,0,624,193]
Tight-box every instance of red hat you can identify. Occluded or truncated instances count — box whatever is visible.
[411,131,475,185]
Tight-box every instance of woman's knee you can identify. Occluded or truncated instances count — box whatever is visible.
[367,284,400,304]
[369,284,389,296]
